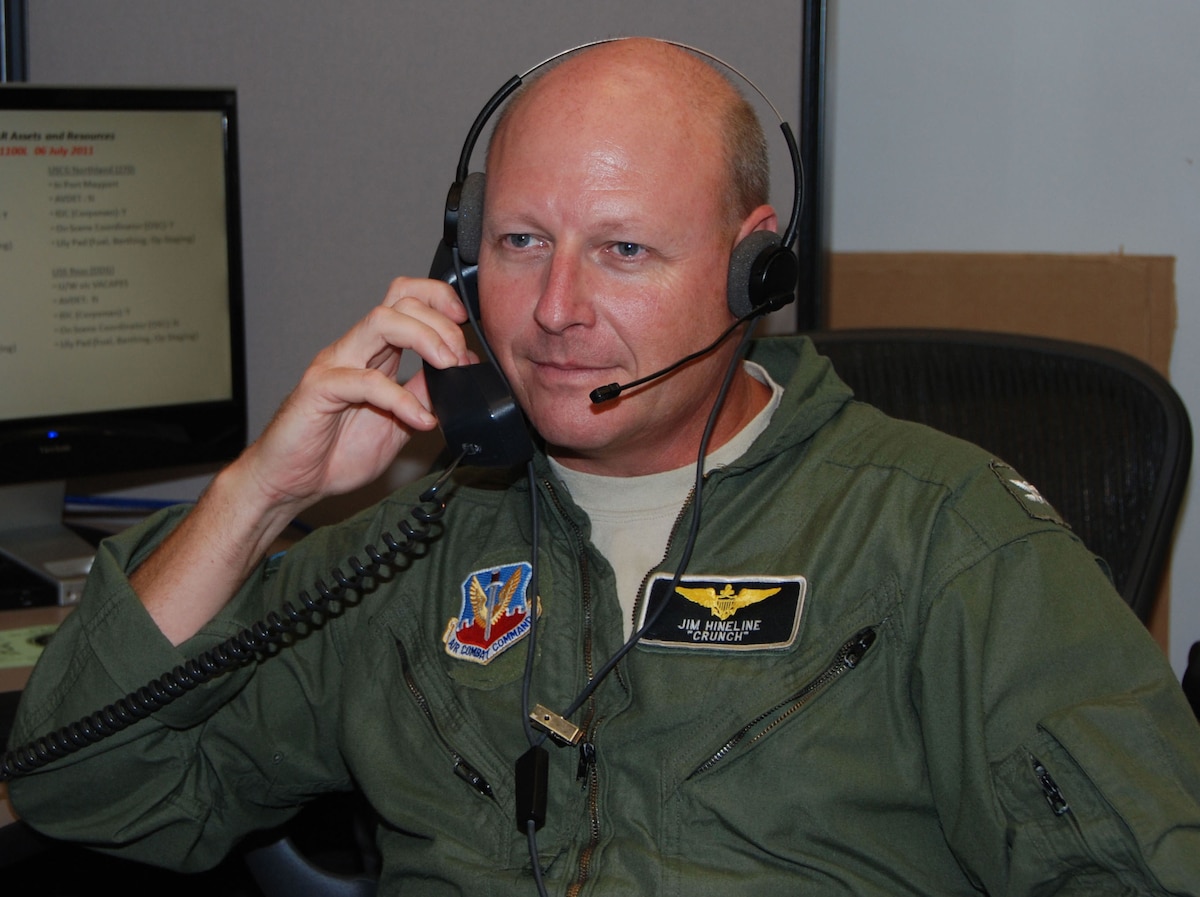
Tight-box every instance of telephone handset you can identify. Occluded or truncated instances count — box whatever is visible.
[424,241,535,469]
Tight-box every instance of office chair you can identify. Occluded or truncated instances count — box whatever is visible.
[808,328,1192,625]
[1184,640,1200,720]
[243,843,375,897]
[242,792,379,897]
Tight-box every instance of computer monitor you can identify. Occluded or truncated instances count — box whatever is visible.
[0,86,247,604]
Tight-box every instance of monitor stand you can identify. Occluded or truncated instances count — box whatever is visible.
[0,481,94,606]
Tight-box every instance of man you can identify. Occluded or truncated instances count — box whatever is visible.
[8,38,1200,895]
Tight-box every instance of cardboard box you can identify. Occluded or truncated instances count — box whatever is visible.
[827,252,1176,376]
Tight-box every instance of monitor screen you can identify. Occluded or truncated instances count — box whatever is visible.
[0,86,247,604]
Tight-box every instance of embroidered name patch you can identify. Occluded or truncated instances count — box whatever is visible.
[637,573,806,650]
[443,562,535,665]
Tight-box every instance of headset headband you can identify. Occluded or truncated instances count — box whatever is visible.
[453,38,803,250]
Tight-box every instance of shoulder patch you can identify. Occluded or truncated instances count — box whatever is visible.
[443,562,536,664]
[637,573,806,651]
[990,460,1064,525]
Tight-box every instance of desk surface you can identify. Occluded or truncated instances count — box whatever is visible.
[1,605,74,828]
[1,605,73,694]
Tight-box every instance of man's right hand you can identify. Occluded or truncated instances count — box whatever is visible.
[130,276,474,644]
[239,276,474,515]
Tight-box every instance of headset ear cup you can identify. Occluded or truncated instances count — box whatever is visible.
[727,230,797,317]
[455,172,486,265]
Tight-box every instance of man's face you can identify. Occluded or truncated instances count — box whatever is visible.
[477,80,755,476]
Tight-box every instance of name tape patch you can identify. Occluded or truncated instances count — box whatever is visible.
[637,573,806,650]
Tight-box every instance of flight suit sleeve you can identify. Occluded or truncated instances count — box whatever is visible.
[5,505,353,873]
[913,526,1200,895]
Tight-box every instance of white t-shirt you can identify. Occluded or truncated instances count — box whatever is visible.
[549,362,783,637]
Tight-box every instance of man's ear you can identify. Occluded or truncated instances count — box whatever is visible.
[737,203,781,243]
[726,204,796,317]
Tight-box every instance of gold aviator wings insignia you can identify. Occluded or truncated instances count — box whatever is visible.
[675,584,781,621]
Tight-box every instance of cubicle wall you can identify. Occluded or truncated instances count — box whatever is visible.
[22,2,820,518]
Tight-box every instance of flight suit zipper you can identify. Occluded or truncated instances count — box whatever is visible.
[542,479,604,896]
[567,716,602,897]
[630,485,697,636]
[1029,752,1093,849]
[395,639,495,799]
[688,626,877,779]
[543,479,598,686]
[553,473,705,894]
[1030,754,1070,816]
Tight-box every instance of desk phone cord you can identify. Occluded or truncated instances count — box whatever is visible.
[0,451,469,783]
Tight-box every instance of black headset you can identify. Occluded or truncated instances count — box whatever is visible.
[439,38,804,321]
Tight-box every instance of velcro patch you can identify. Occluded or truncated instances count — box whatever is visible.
[637,574,806,650]
[990,460,1064,525]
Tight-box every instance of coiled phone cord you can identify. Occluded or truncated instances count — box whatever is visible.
[0,451,468,783]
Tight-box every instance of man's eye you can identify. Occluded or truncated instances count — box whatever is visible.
[505,233,535,249]
[612,242,644,259]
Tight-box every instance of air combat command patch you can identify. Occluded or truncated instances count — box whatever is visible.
[443,562,536,665]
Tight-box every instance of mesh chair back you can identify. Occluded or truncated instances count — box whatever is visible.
[809,329,1192,624]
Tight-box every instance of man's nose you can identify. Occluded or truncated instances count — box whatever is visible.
[533,249,595,333]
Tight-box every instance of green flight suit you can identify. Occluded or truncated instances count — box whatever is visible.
[10,336,1200,895]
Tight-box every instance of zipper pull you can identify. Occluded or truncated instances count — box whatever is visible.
[1030,754,1071,816]
[841,626,877,667]
[576,741,596,781]
[453,758,494,798]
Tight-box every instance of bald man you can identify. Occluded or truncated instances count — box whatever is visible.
[10,38,1200,896]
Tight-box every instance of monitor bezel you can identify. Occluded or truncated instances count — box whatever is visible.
[0,84,248,486]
